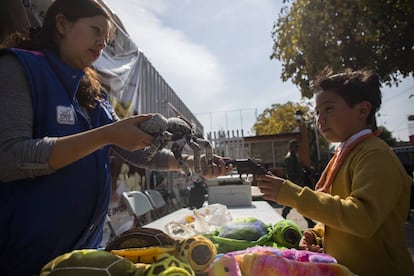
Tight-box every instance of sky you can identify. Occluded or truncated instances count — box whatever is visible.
[103,0,414,141]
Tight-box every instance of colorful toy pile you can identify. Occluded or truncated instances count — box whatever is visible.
[38,220,354,275]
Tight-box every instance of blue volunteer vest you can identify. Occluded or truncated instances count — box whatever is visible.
[0,49,114,276]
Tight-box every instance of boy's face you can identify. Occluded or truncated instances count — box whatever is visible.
[315,90,370,143]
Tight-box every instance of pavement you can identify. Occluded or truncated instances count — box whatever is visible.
[267,201,414,262]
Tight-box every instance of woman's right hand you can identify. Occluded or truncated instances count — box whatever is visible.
[106,114,155,151]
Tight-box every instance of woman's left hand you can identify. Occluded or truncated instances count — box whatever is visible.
[200,154,233,178]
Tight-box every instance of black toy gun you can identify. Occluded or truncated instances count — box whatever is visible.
[226,158,268,177]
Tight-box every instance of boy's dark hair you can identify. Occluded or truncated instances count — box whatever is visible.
[312,67,382,131]
[2,0,114,109]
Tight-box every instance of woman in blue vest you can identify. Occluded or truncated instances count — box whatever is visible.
[0,1,230,275]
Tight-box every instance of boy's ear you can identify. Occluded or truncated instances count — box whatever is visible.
[358,101,372,119]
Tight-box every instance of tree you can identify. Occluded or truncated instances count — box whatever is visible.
[253,101,307,135]
[377,126,397,147]
[271,0,414,98]
[254,101,329,167]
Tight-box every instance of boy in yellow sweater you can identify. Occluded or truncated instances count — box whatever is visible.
[256,68,414,275]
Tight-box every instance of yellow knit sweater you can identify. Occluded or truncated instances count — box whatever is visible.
[277,136,414,276]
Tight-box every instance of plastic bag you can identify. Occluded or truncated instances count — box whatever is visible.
[164,204,232,239]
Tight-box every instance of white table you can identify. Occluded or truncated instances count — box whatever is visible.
[144,201,283,231]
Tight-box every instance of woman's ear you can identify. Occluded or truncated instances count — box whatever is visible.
[55,14,67,36]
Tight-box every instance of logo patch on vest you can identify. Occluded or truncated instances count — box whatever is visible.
[56,105,75,125]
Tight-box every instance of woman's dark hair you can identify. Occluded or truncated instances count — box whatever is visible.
[3,0,113,109]
[313,67,382,131]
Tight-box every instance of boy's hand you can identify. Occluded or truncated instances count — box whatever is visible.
[299,230,324,253]
[255,172,284,202]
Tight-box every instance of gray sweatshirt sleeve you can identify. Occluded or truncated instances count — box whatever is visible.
[111,146,173,171]
[108,104,173,171]
[0,54,56,182]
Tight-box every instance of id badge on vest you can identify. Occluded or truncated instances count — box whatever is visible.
[56,105,75,125]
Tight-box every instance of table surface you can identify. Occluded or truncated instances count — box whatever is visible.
[144,200,283,232]
[251,186,264,198]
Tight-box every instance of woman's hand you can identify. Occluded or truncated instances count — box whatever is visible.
[255,172,285,202]
[200,154,233,178]
[106,114,155,151]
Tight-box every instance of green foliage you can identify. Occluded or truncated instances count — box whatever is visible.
[253,101,330,166]
[271,0,414,98]
[253,102,308,135]
[377,126,397,146]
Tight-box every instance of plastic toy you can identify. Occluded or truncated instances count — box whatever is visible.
[39,249,194,276]
[140,113,213,176]
[106,227,217,273]
[39,249,145,276]
[208,218,302,253]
